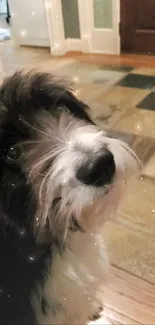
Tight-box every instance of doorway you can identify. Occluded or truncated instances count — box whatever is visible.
[45,0,120,56]
[120,0,155,54]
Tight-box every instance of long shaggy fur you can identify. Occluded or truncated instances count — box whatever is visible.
[0,70,140,324]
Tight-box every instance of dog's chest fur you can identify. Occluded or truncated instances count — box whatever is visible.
[34,231,107,324]
[0,225,107,324]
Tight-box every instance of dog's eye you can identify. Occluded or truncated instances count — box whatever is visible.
[7,146,21,161]
[56,106,69,115]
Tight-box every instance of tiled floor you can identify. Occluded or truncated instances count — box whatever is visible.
[1,41,155,323]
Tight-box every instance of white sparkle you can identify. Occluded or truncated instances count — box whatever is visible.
[55,43,60,49]
[84,34,88,39]
[20,29,28,37]
[45,2,51,9]
[32,11,35,15]
[152,210,155,213]
[73,76,79,83]
[19,229,26,237]
[28,255,35,262]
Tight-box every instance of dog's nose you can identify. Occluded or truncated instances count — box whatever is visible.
[76,149,115,187]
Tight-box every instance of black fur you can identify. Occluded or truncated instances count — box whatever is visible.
[0,71,92,324]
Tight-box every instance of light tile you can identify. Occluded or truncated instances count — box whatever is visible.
[84,87,146,130]
[74,83,112,103]
[91,103,127,130]
[56,61,99,83]
[90,69,126,85]
[97,86,137,107]
[113,106,155,138]
[126,89,150,108]
[104,220,155,284]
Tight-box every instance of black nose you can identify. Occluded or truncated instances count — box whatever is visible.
[76,149,115,187]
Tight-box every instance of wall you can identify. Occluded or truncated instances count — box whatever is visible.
[9,0,50,47]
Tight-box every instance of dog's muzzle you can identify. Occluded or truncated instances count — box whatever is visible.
[76,149,115,187]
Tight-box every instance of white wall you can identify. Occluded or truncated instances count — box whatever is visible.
[9,0,50,47]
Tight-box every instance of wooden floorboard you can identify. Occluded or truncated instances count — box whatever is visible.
[64,52,155,68]
[101,266,155,324]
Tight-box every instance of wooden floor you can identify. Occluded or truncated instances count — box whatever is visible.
[102,266,155,324]
[0,42,155,324]
[65,52,155,69]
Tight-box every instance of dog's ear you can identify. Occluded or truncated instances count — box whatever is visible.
[0,70,92,124]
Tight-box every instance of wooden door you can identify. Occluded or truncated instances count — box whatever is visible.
[121,0,155,54]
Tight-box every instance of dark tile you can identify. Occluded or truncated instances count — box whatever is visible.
[107,130,155,164]
[99,64,133,73]
[117,74,155,90]
[137,92,155,111]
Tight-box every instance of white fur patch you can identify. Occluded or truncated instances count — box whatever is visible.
[33,231,108,324]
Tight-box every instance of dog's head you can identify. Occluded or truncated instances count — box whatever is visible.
[0,70,139,244]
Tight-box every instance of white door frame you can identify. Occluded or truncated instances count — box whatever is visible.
[44,0,120,56]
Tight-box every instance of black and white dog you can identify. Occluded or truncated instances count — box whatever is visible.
[0,71,139,324]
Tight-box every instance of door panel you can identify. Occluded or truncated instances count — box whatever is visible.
[93,0,113,29]
[136,0,155,29]
[120,0,136,53]
[88,0,120,54]
[61,0,81,39]
[121,0,155,54]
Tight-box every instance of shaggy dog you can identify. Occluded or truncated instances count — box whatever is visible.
[0,71,139,324]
